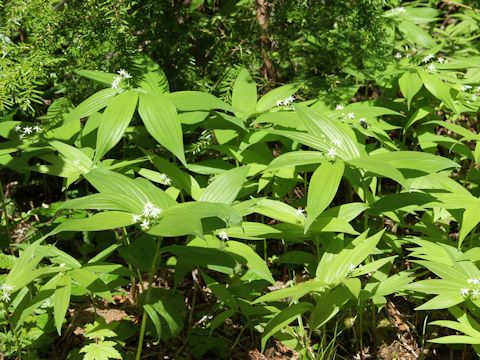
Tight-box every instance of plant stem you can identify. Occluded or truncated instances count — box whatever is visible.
[0,179,12,244]
[135,238,162,360]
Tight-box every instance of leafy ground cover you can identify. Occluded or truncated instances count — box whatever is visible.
[2,0,480,359]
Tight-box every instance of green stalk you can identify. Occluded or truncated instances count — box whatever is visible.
[0,179,12,244]
[135,238,162,360]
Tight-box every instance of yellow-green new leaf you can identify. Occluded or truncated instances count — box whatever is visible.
[305,161,344,232]
[94,90,138,162]
[138,93,186,165]
[256,83,300,112]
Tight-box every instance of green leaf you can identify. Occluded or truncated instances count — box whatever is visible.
[60,193,142,214]
[309,278,360,330]
[459,200,480,246]
[94,90,138,162]
[166,91,233,112]
[399,72,423,109]
[48,211,135,236]
[138,93,186,165]
[224,241,274,284]
[267,151,325,170]
[71,268,112,301]
[418,70,458,113]
[306,161,344,232]
[134,56,169,94]
[429,335,480,345]
[346,156,407,188]
[232,68,257,115]
[67,88,118,120]
[295,104,363,160]
[256,83,300,112]
[75,70,116,85]
[200,166,250,204]
[143,304,162,341]
[53,274,71,335]
[253,279,325,303]
[368,151,459,174]
[80,341,122,360]
[261,302,313,352]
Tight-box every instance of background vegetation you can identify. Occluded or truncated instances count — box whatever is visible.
[1,0,480,359]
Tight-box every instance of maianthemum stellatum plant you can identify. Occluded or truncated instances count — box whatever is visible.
[1,1,480,359]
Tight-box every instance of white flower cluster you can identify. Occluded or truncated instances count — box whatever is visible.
[461,85,473,92]
[460,278,480,299]
[421,54,447,73]
[0,284,14,302]
[111,69,132,89]
[132,202,162,231]
[15,124,41,139]
[390,7,406,15]
[159,173,172,186]
[276,95,295,107]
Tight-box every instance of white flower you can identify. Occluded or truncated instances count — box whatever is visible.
[461,85,472,92]
[327,148,337,158]
[347,112,355,119]
[140,219,150,230]
[59,263,66,268]
[32,125,42,132]
[19,134,25,140]
[23,126,33,135]
[348,264,356,273]
[437,57,446,64]
[472,289,480,299]
[295,207,305,217]
[461,288,470,297]
[132,214,142,223]
[477,86,480,92]
[394,52,402,59]
[111,76,122,89]
[14,125,22,132]
[468,278,480,285]
[218,231,229,240]
[0,284,14,293]
[276,96,295,107]
[159,173,172,186]
[422,54,435,63]
[143,202,162,218]
[426,63,436,73]
[117,69,131,79]
[332,139,342,146]
[335,104,344,110]
[72,160,81,167]
[1,292,10,302]
[472,95,478,101]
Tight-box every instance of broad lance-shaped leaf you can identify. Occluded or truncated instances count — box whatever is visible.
[418,70,458,113]
[399,71,423,109]
[367,151,459,174]
[138,93,186,165]
[346,157,407,188]
[295,104,364,160]
[266,151,325,170]
[67,88,118,120]
[232,68,257,116]
[459,200,480,247]
[261,302,313,352]
[305,161,344,232]
[47,211,135,237]
[200,166,250,204]
[166,91,233,112]
[94,90,138,162]
[54,274,71,335]
[75,69,117,85]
